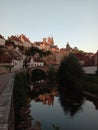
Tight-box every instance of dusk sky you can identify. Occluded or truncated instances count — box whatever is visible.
[0,0,98,53]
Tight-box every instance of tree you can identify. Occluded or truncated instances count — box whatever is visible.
[58,53,84,88]
[47,65,57,84]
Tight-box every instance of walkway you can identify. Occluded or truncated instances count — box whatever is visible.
[0,73,15,130]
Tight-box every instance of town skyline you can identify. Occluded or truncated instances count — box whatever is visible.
[0,33,98,54]
[0,0,98,53]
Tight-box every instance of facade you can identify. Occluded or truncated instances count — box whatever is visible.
[29,57,44,67]
[83,66,97,74]
[0,35,5,46]
[19,34,32,48]
[11,59,23,72]
[88,51,98,66]
[0,50,23,73]
[5,40,15,50]
[8,35,23,46]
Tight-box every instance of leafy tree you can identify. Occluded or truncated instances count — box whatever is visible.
[58,53,84,88]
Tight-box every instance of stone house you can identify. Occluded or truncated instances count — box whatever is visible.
[19,34,32,48]
[0,50,23,73]
[82,51,98,74]
[29,57,44,67]
[8,35,23,46]
[0,35,5,46]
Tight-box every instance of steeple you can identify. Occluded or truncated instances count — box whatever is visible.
[66,42,70,49]
[47,36,54,45]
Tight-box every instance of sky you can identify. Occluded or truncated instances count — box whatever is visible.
[0,0,98,53]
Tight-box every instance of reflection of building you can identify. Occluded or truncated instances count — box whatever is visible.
[32,88,58,106]
[93,100,98,110]
[38,93,54,105]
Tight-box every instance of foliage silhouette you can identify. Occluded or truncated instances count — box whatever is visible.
[47,65,58,84]
[58,53,84,89]
[59,89,84,117]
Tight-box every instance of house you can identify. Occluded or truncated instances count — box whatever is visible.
[8,35,23,46]
[82,51,98,74]
[11,58,23,72]
[87,51,98,66]
[74,52,90,66]
[19,34,32,48]
[29,57,44,67]
[0,50,23,73]
[5,40,15,50]
[0,35,5,46]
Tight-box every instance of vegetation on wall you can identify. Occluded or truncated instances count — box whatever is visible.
[25,46,51,57]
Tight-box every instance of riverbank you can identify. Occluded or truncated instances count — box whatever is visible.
[13,71,42,130]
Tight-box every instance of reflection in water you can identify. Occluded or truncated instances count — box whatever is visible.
[30,84,98,130]
[59,88,84,117]
[31,86,58,106]
[31,84,85,117]
[83,91,98,110]
[30,84,98,116]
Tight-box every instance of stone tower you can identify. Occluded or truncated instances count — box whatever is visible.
[42,38,47,44]
[47,36,54,46]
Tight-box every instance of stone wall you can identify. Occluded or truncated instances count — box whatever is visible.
[83,66,97,74]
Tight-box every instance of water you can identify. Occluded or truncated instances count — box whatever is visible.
[30,89,98,130]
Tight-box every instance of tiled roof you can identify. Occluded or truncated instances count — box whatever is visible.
[19,34,31,43]
[8,36,22,43]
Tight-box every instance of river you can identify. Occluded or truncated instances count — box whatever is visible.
[30,87,98,130]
